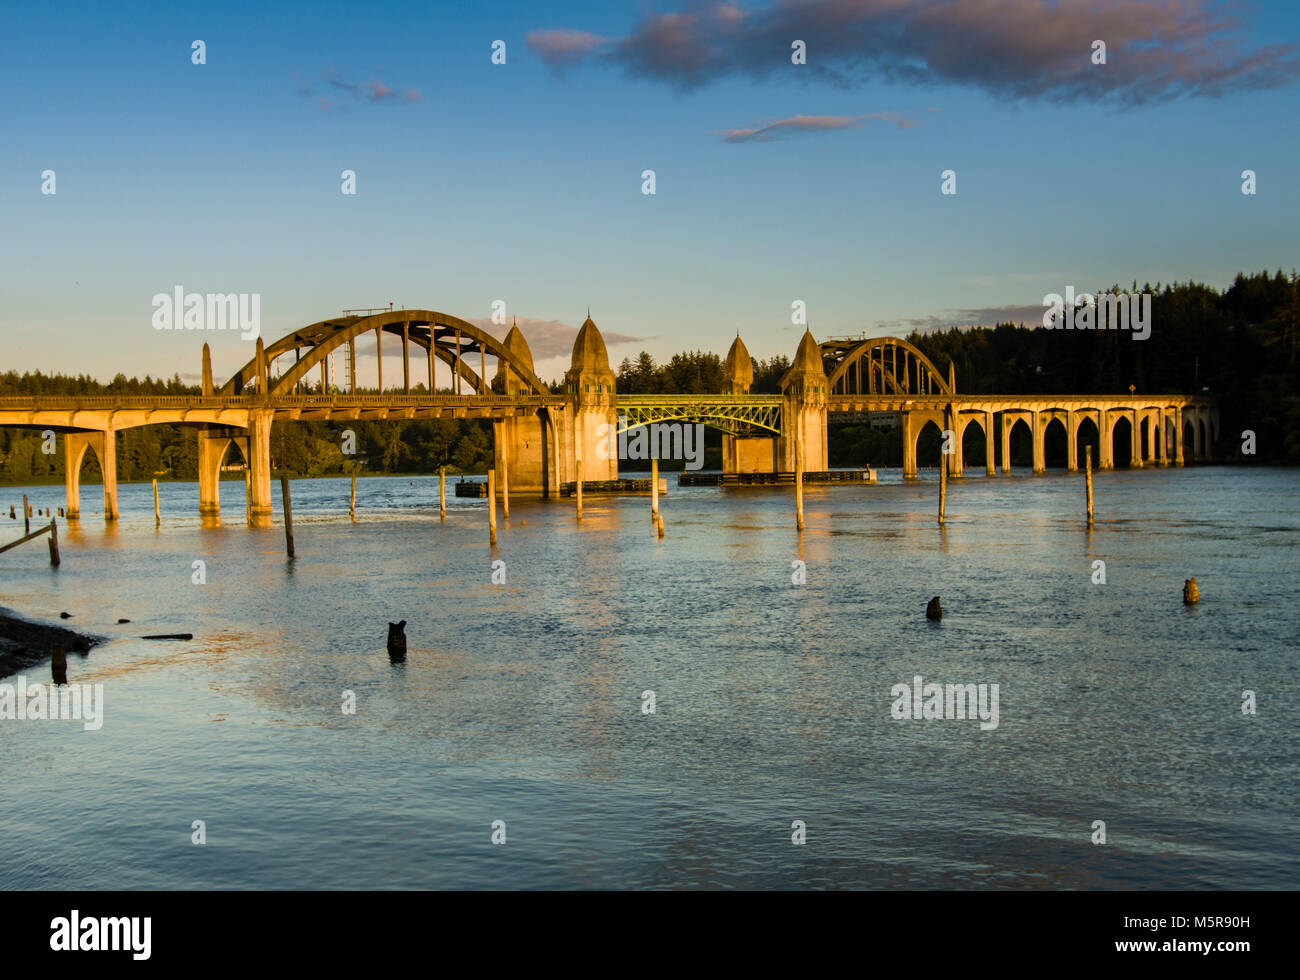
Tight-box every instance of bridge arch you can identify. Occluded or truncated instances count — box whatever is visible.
[820,336,954,397]
[220,310,549,398]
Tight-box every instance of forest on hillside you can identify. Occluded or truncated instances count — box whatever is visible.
[1,270,1296,484]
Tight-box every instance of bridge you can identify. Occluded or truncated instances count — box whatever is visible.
[0,307,1216,524]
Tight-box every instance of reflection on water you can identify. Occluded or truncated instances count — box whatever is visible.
[1,468,1297,889]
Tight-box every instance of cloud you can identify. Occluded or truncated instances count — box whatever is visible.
[875,304,1050,334]
[468,316,644,363]
[717,111,913,142]
[526,29,611,68]
[298,68,421,107]
[532,0,1300,104]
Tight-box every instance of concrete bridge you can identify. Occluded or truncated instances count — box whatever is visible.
[0,308,1216,523]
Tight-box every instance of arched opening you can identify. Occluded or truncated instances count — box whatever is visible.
[1110,415,1134,468]
[915,418,945,472]
[1183,418,1196,462]
[1006,417,1033,468]
[1043,417,1068,468]
[960,417,987,470]
[1074,417,1101,470]
[72,440,103,485]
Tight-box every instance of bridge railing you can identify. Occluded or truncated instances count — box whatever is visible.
[616,394,783,405]
[0,393,567,410]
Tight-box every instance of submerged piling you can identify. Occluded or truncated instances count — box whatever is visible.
[48,519,59,567]
[23,494,29,534]
[439,466,446,520]
[153,478,161,526]
[1085,446,1094,527]
[280,476,295,558]
[350,473,357,522]
[488,469,497,545]
[938,451,947,526]
[651,459,659,520]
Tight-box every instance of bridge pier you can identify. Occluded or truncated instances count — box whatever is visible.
[559,317,618,485]
[63,430,117,521]
[985,412,995,476]
[246,412,274,525]
[778,331,829,473]
[1032,412,1046,474]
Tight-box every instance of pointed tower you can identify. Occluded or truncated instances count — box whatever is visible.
[492,321,553,498]
[778,329,829,472]
[724,335,753,395]
[561,315,619,483]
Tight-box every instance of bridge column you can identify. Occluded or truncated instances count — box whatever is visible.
[63,432,93,520]
[1097,411,1113,469]
[903,412,918,479]
[1174,408,1185,466]
[947,409,964,478]
[64,430,118,520]
[1131,411,1143,468]
[246,411,274,525]
[198,428,229,516]
[1153,409,1165,466]
[1000,414,1012,473]
[1066,410,1079,471]
[985,412,995,476]
[560,317,618,485]
[1032,412,1046,474]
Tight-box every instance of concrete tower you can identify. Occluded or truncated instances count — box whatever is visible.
[561,315,619,483]
[778,330,829,472]
[493,320,553,497]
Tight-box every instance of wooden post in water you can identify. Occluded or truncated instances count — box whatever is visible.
[795,440,805,532]
[152,479,161,526]
[244,471,251,525]
[657,513,665,538]
[349,473,356,522]
[1085,445,1094,527]
[280,476,295,558]
[576,459,583,521]
[488,469,497,545]
[439,466,446,520]
[48,519,60,567]
[651,458,659,520]
[23,494,30,534]
[938,448,948,526]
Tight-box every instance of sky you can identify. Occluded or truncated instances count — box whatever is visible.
[2,0,1298,386]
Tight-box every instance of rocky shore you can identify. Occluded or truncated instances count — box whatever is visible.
[0,608,99,678]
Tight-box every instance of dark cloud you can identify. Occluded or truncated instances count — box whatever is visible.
[874,304,1049,334]
[531,0,1299,104]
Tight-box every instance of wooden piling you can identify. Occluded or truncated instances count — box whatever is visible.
[280,476,295,558]
[795,440,805,531]
[153,478,161,526]
[651,458,659,520]
[439,466,446,520]
[657,513,665,538]
[48,519,60,567]
[488,469,498,545]
[576,459,583,520]
[938,451,947,526]
[23,494,30,534]
[349,473,357,522]
[1085,446,1094,527]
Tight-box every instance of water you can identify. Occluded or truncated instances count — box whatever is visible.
[1,467,1296,889]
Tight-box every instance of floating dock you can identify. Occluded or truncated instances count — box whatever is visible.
[678,469,876,487]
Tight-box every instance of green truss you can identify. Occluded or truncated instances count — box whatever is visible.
[614,395,783,437]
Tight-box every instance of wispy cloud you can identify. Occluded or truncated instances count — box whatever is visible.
[717,112,914,143]
[296,68,421,109]
[529,0,1300,104]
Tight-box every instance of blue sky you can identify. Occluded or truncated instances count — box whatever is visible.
[3,0,1298,385]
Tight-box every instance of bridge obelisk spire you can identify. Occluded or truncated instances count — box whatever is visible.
[778,330,829,473]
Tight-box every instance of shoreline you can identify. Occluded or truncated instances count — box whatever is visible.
[0,608,99,679]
